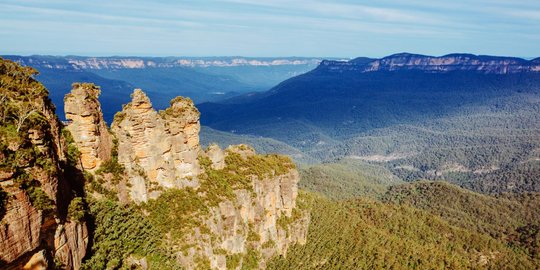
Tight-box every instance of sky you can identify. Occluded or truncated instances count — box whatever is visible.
[1,0,539,58]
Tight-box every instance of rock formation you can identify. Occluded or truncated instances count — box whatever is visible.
[0,58,88,269]
[175,144,309,269]
[64,83,113,170]
[64,86,309,269]
[111,89,201,203]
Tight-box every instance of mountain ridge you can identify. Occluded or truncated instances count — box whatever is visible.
[318,53,540,74]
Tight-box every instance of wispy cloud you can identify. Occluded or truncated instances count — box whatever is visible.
[0,0,538,56]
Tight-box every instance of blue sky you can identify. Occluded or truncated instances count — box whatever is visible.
[1,0,539,57]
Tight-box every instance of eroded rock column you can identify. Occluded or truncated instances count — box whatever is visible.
[64,83,112,170]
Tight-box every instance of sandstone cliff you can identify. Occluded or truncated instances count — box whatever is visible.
[110,89,201,203]
[0,58,88,269]
[64,83,113,170]
[170,144,309,269]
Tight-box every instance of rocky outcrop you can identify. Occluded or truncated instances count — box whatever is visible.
[111,89,201,203]
[64,83,113,170]
[70,87,309,269]
[319,53,540,74]
[206,144,226,170]
[0,58,88,269]
[177,145,309,270]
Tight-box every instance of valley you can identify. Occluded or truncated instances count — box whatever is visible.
[199,53,540,196]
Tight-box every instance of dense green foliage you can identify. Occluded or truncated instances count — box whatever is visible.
[62,128,82,167]
[0,58,52,173]
[143,187,207,241]
[202,91,540,195]
[0,58,63,215]
[299,158,403,200]
[509,224,540,260]
[383,181,540,261]
[67,197,85,222]
[81,199,181,269]
[268,191,538,269]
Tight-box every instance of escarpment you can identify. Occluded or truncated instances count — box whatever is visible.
[319,53,540,74]
[0,58,88,269]
[63,86,309,269]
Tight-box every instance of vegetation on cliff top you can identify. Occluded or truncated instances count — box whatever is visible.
[0,58,60,214]
[143,149,296,242]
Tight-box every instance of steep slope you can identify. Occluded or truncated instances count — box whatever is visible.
[199,53,540,194]
[0,58,88,269]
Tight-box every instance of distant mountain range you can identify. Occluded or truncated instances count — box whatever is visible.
[199,53,540,194]
[321,53,540,73]
[4,55,324,69]
[2,55,326,122]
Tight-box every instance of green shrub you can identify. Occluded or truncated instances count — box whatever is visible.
[67,197,85,222]
[241,249,260,270]
[226,254,242,270]
[95,138,124,184]
[262,240,276,249]
[26,186,54,213]
[143,188,207,241]
[246,230,260,242]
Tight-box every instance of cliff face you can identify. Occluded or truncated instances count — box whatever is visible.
[110,89,201,203]
[0,58,88,269]
[175,145,309,269]
[320,53,540,74]
[64,83,113,170]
